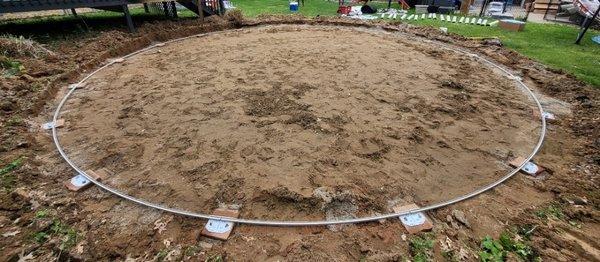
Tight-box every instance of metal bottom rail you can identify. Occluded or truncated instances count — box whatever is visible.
[51,24,547,226]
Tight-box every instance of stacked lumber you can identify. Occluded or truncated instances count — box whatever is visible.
[533,0,560,14]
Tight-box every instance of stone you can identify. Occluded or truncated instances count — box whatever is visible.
[452,209,470,228]
[11,188,30,201]
[0,100,15,112]
[34,219,53,231]
[198,241,214,249]
[573,196,588,205]
[482,38,502,46]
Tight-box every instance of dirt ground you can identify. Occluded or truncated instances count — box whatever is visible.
[0,15,598,261]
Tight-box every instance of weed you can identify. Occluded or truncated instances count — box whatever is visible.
[442,250,459,262]
[409,235,434,262]
[480,236,506,261]
[224,9,244,26]
[516,224,537,240]
[0,34,55,58]
[568,220,582,229]
[48,219,79,250]
[1,173,16,191]
[6,116,23,127]
[59,227,78,251]
[480,231,540,262]
[35,209,49,218]
[184,245,200,257]
[499,232,535,260]
[30,83,42,92]
[31,218,78,251]
[156,249,168,261]
[0,56,25,77]
[33,231,50,243]
[0,157,22,176]
[205,254,223,262]
[0,157,23,191]
[535,204,564,220]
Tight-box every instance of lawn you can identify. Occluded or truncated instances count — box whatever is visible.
[230,0,599,87]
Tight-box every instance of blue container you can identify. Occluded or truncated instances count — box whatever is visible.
[290,1,299,12]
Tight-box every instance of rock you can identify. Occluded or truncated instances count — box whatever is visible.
[0,100,15,112]
[34,219,53,231]
[581,101,593,108]
[313,187,333,203]
[573,196,588,205]
[575,94,589,102]
[452,210,470,228]
[16,141,29,148]
[358,242,372,253]
[198,241,213,250]
[451,220,461,230]
[482,38,502,46]
[446,215,453,223]
[20,74,35,82]
[457,247,470,261]
[11,188,30,201]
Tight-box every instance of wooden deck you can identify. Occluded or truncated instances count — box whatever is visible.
[0,0,223,32]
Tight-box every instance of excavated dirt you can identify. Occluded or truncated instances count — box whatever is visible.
[57,25,540,221]
[0,16,598,261]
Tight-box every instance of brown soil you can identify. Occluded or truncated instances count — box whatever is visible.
[0,15,598,261]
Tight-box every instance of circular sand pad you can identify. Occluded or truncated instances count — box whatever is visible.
[55,25,543,224]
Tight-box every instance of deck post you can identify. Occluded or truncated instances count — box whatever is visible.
[162,2,170,18]
[122,4,136,33]
[170,1,178,18]
[198,0,205,20]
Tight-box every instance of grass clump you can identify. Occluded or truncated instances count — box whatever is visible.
[224,9,244,26]
[0,56,25,77]
[0,157,23,190]
[35,209,49,219]
[479,231,540,262]
[409,234,434,262]
[205,254,224,262]
[31,217,78,251]
[535,204,564,220]
[5,116,23,127]
[480,236,506,261]
[0,34,55,58]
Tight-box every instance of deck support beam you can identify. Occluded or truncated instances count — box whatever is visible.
[122,4,135,33]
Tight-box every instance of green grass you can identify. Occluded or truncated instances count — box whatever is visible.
[232,0,599,87]
[479,231,540,262]
[31,217,78,251]
[409,234,434,262]
[0,157,23,191]
[534,204,564,220]
[232,0,339,17]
